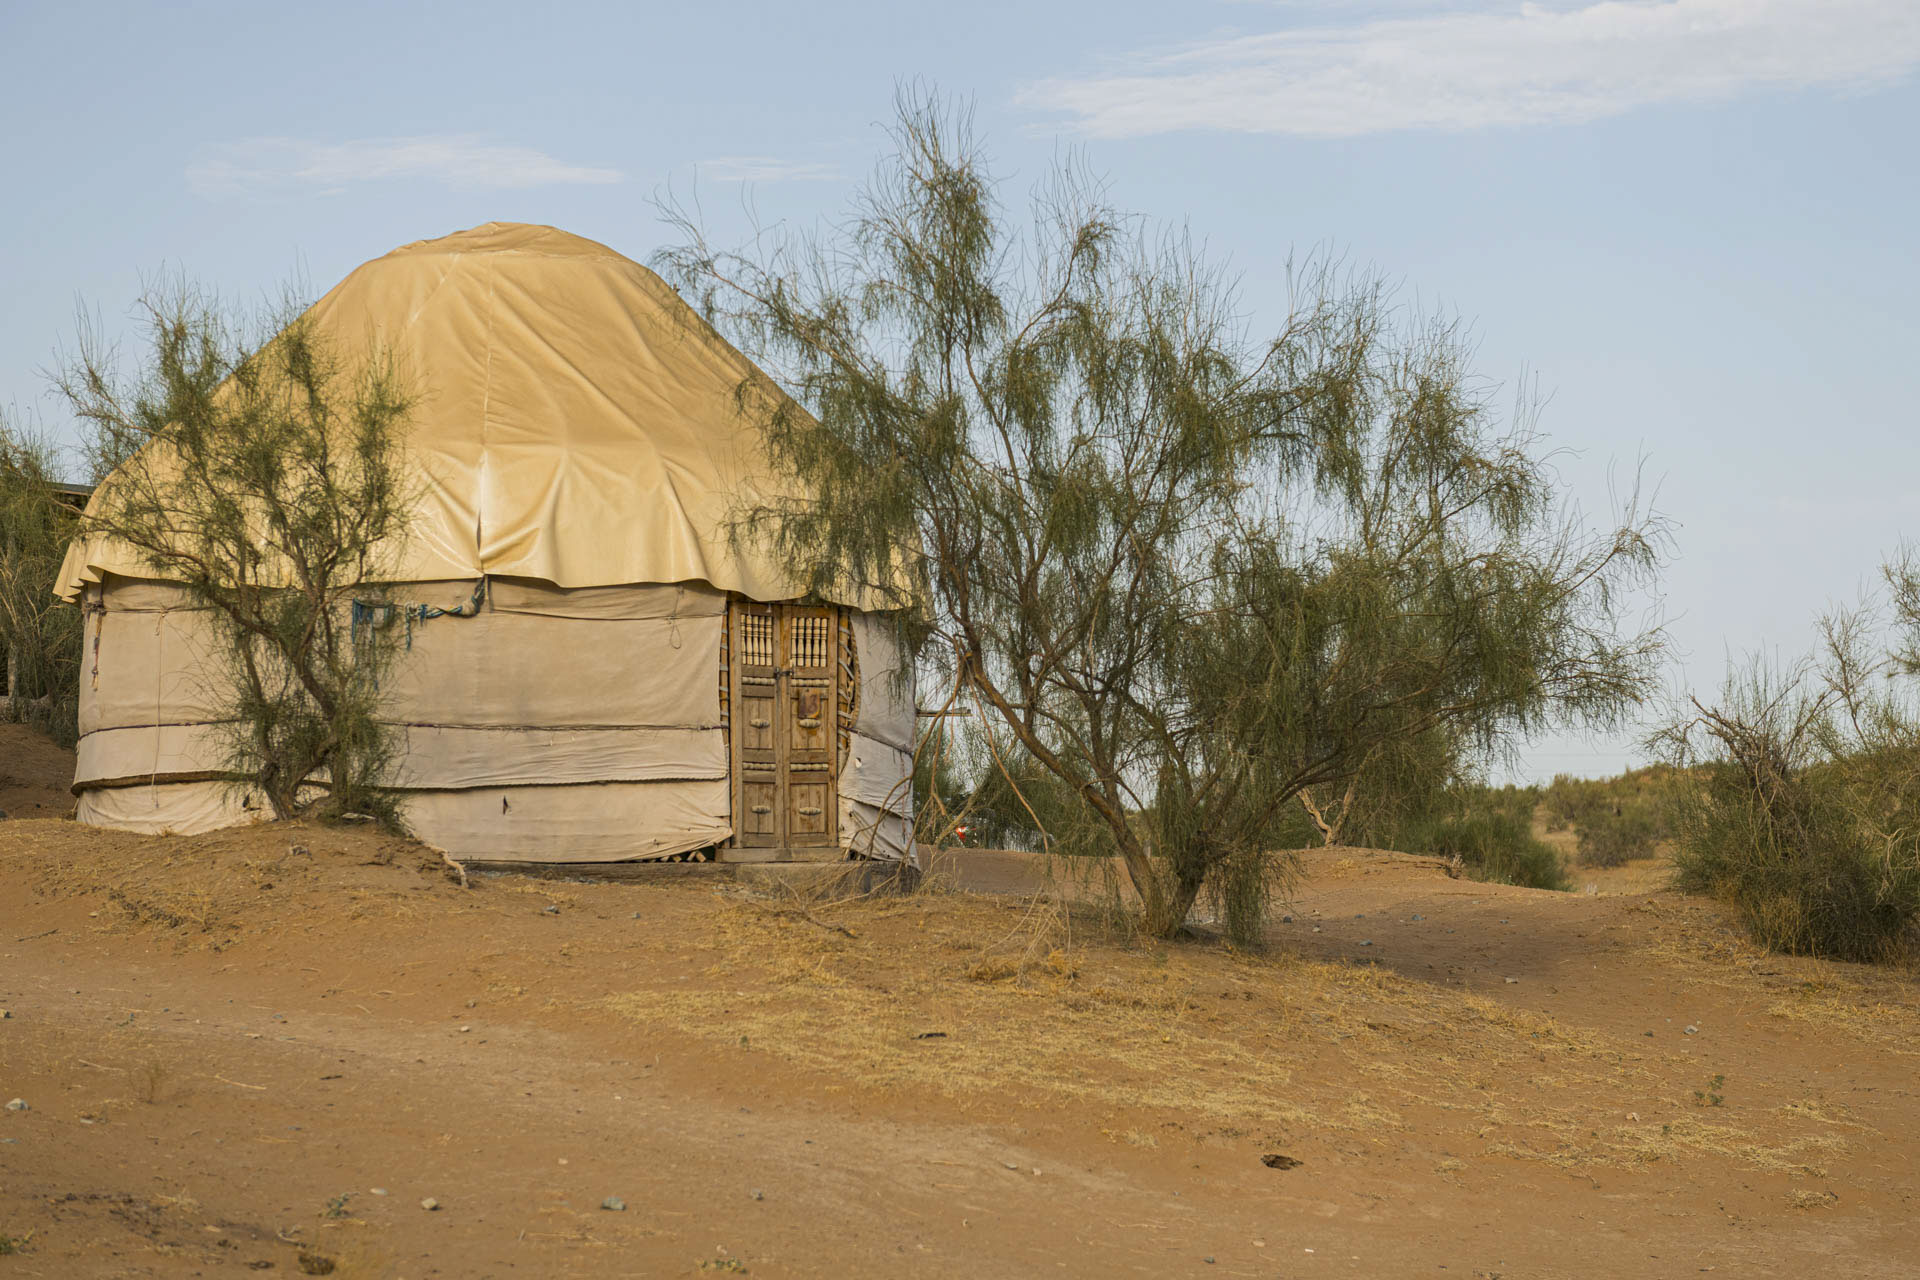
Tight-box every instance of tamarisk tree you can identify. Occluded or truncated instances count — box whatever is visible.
[59,285,416,822]
[0,410,84,742]
[660,94,1666,939]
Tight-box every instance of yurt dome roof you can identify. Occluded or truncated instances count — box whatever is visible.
[58,222,870,606]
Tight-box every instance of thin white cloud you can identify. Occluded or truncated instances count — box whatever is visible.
[1021,0,1920,138]
[698,156,840,183]
[188,135,622,196]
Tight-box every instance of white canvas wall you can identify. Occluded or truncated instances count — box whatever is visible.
[72,575,914,862]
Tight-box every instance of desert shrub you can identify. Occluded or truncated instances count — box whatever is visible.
[1661,666,1920,963]
[1541,767,1676,867]
[1393,811,1567,890]
[1669,758,1918,962]
[1574,803,1659,868]
[1660,563,1920,964]
[1389,785,1567,891]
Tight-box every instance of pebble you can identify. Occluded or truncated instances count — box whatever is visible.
[602,1196,626,1212]
[1409,914,1424,922]
[1280,915,1293,924]
[1002,1161,1020,1170]
[420,1198,440,1211]
[460,1026,472,1033]
[1359,940,1373,947]
[543,905,560,915]
[1684,1024,1699,1035]
[1,1009,10,1019]
[750,1189,764,1201]
[370,1188,388,1196]
[5,1098,27,1112]
[1505,977,1519,984]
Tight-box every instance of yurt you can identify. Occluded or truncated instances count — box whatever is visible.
[55,223,916,866]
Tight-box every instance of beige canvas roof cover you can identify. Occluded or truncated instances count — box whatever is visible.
[58,222,889,607]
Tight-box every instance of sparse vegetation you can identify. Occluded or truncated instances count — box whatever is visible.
[1387,785,1568,891]
[7,785,1917,1271]
[1658,554,1920,964]
[0,409,83,747]
[1541,767,1675,867]
[57,282,418,824]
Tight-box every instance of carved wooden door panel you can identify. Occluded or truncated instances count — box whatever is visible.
[728,602,841,852]
[732,603,781,846]
[782,606,838,847]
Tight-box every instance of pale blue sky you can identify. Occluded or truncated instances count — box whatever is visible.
[4,0,1917,779]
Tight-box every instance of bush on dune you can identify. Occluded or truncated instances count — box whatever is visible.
[1662,680,1920,964]
[1541,767,1676,868]
[1658,566,1920,965]
[1389,785,1568,891]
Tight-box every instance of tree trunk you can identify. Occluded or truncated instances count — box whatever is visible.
[1142,861,1207,938]
[1116,844,1168,931]
[1299,789,1338,846]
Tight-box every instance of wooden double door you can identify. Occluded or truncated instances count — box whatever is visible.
[729,602,841,854]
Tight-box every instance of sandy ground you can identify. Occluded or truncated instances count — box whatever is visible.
[2,728,1917,1277]
[0,720,77,821]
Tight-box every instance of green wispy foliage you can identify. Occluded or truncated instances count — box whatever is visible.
[58,284,417,823]
[660,92,1665,940]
